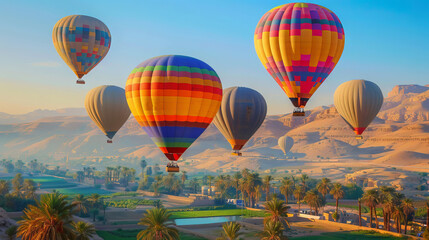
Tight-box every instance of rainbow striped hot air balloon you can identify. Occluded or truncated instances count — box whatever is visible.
[254,3,345,116]
[125,55,222,172]
[53,15,111,84]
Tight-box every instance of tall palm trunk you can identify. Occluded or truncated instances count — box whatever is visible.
[369,207,373,228]
[335,198,339,213]
[374,206,379,229]
[404,218,408,234]
[396,218,400,233]
[427,207,429,230]
[358,201,362,226]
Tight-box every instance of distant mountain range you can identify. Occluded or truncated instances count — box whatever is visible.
[1,84,429,173]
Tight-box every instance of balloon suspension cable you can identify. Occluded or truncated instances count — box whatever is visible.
[76,79,85,84]
[293,107,305,117]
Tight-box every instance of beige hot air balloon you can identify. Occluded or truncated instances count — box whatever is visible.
[85,85,130,143]
[334,80,383,139]
[278,136,294,155]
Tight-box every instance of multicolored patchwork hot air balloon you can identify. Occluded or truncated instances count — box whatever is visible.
[254,3,345,116]
[85,85,130,143]
[213,87,267,156]
[125,55,222,172]
[53,15,111,84]
[334,80,383,139]
[278,135,294,155]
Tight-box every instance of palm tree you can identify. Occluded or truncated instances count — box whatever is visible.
[207,175,214,196]
[304,190,323,215]
[22,179,37,199]
[215,175,229,199]
[362,189,379,228]
[316,178,331,201]
[217,222,242,240]
[6,226,17,240]
[153,175,162,197]
[11,173,23,197]
[232,172,242,199]
[426,200,429,229]
[392,205,405,233]
[87,193,101,222]
[264,197,290,228]
[181,171,187,186]
[401,198,414,234]
[259,220,288,240]
[73,194,88,217]
[300,174,309,191]
[293,186,304,212]
[72,221,96,240]
[263,175,273,201]
[189,178,200,194]
[329,183,344,214]
[137,208,179,240]
[140,159,147,177]
[0,179,10,195]
[279,177,293,205]
[17,192,75,240]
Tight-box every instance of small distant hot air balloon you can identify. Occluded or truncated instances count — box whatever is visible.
[85,85,130,143]
[254,3,345,116]
[213,87,267,156]
[278,136,294,155]
[334,80,383,139]
[125,55,222,172]
[53,15,111,84]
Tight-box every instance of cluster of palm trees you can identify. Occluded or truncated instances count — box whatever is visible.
[0,173,38,200]
[360,186,414,233]
[104,166,136,187]
[71,193,107,223]
[15,192,96,240]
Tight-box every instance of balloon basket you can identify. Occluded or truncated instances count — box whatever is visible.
[231,152,242,156]
[355,135,363,140]
[76,79,85,84]
[293,108,305,116]
[166,162,179,172]
[107,139,112,143]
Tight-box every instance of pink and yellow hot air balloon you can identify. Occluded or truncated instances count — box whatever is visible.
[125,55,222,172]
[53,15,111,84]
[254,3,345,116]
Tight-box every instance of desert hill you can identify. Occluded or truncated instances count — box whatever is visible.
[0,84,429,175]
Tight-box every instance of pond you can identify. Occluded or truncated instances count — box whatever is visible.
[174,216,242,226]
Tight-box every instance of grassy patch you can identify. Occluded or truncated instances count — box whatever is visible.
[104,199,155,209]
[168,209,265,219]
[291,230,408,240]
[54,187,113,196]
[96,230,206,240]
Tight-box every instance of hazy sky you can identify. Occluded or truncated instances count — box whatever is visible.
[0,0,428,115]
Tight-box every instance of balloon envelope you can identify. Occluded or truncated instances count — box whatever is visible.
[85,85,131,140]
[334,80,383,136]
[213,87,267,151]
[125,55,222,161]
[254,3,345,110]
[278,136,294,155]
[53,15,111,80]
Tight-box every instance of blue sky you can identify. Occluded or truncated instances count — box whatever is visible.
[0,0,428,114]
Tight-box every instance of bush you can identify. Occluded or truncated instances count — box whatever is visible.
[332,211,339,221]
[343,183,364,199]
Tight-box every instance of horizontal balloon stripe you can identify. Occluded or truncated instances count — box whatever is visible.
[152,137,197,143]
[133,114,216,123]
[125,82,222,95]
[155,141,193,148]
[141,121,210,128]
[142,126,206,138]
[132,65,218,76]
[126,94,222,103]
[159,147,188,153]
[128,70,220,82]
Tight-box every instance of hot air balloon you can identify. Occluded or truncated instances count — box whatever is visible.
[213,87,267,156]
[254,3,345,116]
[125,55,222,172]
[334,80,383,139]
[278,135,294,155]
[53,15,111,84]
[85,85,131,143]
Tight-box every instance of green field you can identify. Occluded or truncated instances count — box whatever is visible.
[55,187,113,196]
[291,230,408,240]
[168,209,265,219]
[0,176,76,189]
[96,230,206,240]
